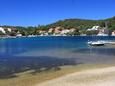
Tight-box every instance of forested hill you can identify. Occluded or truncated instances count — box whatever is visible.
[1,16,115,30]
[0,16,115,36]
[47,16,115,30]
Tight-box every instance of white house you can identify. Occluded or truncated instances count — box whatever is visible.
[87,26,100,31]
[60,29,70,34]
[112,31,115,36]
[7,28,12,32]
[16,34,22,37]
[15,31,22,37]
[0,27,6,34]
[48,28,54,33]
[97,28,109,36]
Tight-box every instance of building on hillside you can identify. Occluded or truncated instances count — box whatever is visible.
[16,31,22,37]
[0,27,6,34]
[54,27,61,34]
[39,30,46,34]
[87,26,100,31]
[97,28,109,36]
[112,31,115,36]
[48,28,54,33]
[60,29,70,35]
[70,28,76,32]
[7,28,12,32]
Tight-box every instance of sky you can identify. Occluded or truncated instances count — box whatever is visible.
[0,0,115,26]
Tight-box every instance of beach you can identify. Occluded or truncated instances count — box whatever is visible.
[36,66,115,86]
[0,36,115,86]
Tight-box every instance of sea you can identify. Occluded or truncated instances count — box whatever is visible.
[0,36,115,78]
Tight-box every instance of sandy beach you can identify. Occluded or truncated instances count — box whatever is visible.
[35,66,115,86]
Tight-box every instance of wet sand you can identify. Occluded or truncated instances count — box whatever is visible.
[35,66,115,86]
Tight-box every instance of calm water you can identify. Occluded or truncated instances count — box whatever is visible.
[0,36,115,78]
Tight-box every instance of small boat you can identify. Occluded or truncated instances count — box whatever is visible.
[88,41,105,46]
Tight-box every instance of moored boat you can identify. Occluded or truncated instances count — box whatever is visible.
[88,41,105,46]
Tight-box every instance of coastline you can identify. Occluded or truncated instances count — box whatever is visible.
[0,35,115,38]
[36,65,115,86]
[0,36,115,86]
[0,64,115,86]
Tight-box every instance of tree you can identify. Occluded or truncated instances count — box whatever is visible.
[86,31,98,35]
[9,32,17,36]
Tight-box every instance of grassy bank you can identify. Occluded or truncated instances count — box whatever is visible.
[0,64,115,86]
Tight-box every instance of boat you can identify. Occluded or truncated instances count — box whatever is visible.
[88,41,105,46]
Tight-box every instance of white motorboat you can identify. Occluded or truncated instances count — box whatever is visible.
[88,41,105,46]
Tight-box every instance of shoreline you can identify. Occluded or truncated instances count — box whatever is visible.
[36,65,115,86]
[0,35,115,39]
[0,64,115,86]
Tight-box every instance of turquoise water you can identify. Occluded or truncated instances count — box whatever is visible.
[0,36,115,56]
[0,36,115,78]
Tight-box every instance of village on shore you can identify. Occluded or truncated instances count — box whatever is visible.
[0,25,115,38]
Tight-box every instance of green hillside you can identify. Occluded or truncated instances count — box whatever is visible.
[47,16,115,30]
[0,16,115,36]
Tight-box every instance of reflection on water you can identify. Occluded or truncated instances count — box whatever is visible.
[74,47,115,56]
[0,36,115,78]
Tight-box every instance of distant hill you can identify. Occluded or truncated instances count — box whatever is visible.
[1,16,115,31]
[47,16,115,30]
[0,16,115,36]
